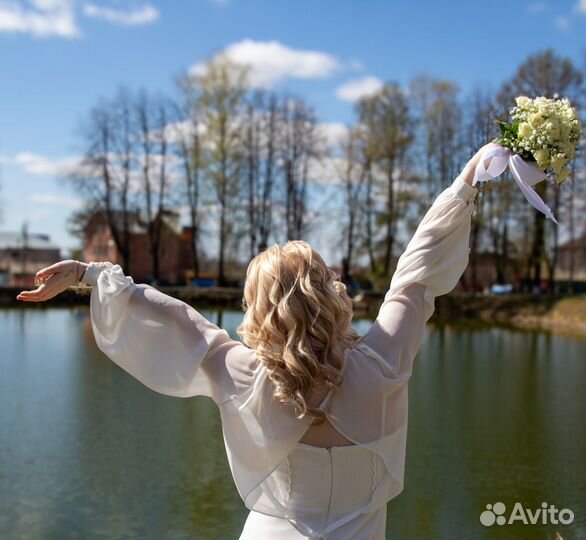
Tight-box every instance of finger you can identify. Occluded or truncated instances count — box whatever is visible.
[18,284,45,295]
[17,295,46,302]
[17,284,47,301]
[17,291,53,302]
[17,291,45,301]
[19,294,54,302]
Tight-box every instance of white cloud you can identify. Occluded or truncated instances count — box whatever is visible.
[307,156,346,186]
[335,76,383,102]
[574,0,586,14]
[555,15,569,29]
[12,152,81,176]
[0,0,79,38]
[29,192,84,207]
[0,1,159,38]
[157,119,207,145]
[317,122,349,150]
[526,2,547,13]
[191,39,341,88]
[347,58,365,72]
[82,2,159,26]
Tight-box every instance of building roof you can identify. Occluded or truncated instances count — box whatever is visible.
[88,208,183,236]
[88,209,148,234]
[0,231,60,250]
[558,231,586,251]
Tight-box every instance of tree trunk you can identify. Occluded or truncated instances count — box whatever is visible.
[383,161,395,274]
[528,181,547,292]
[365,166,377,274]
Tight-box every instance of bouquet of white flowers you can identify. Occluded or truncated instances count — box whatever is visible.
[496,96,582,184]
[472,95,583,224]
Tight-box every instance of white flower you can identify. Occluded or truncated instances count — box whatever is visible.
[550,154,567,174]
[534,148,550,169]
[556,168,571,184]
[529,112,546,128]
[519,122,533,139]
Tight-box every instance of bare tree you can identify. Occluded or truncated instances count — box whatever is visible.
[70,90,136,271]
[465,87,491,290]
[410,76,463,199]
[357,82,415,276]
[258,93,278,251]
[239,90,282,258]
[280,96,320,240]
[192,58,249,286]
[174,81,204,281]
[563,48,586,293]
[355,96,378,274]
[153,98,172,282]
[244,97,260,258]
[337,125,368,282]
[135,90,170,282]
[463,86,507,290]
[111,88,135,272]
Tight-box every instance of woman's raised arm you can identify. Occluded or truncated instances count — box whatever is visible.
[18,260,258,404]
[358,144,498,379]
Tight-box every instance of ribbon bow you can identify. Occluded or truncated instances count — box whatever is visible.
[473,145,558,225]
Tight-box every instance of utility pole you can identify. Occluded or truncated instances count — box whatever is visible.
[21,221,29,286]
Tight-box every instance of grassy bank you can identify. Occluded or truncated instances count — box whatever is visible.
[355,291,586,337]
[2,286,584,338]
[438,293,586,337]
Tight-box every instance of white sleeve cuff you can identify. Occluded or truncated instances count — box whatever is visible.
[80,261,114,286]
[451,175,478,202]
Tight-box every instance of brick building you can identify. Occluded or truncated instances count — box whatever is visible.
[556,231,586,283]
[461,251,525,292]
[82,208,197,285]
[0,231,61,287]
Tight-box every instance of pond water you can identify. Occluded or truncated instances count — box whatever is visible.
[0,307,584,540]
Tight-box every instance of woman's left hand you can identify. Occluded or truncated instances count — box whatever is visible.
[16,260,86,302]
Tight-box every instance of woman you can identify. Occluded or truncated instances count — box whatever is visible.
[17,142,502,540]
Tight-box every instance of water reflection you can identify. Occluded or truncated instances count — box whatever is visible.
[0,308,584,540]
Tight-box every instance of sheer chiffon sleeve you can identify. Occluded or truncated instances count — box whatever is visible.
[80,261,314,513]
[360,174,479,379]
[80,261,258,404]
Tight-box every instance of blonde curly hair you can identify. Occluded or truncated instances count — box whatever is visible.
[236,240,363,423]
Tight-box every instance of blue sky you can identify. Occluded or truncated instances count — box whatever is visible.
[0,0,584,258]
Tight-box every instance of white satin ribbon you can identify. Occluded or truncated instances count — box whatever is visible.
[472,145,558,225]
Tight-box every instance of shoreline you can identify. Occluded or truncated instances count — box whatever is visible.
[2,286,584,338]
[354,290,586,338]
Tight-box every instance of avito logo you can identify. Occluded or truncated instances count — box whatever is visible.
[480,502,574,527]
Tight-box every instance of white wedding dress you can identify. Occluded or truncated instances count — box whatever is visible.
[80,174,478,540]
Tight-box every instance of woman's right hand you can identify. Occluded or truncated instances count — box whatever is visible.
[460,142,507,185]
[16,260,88,302]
